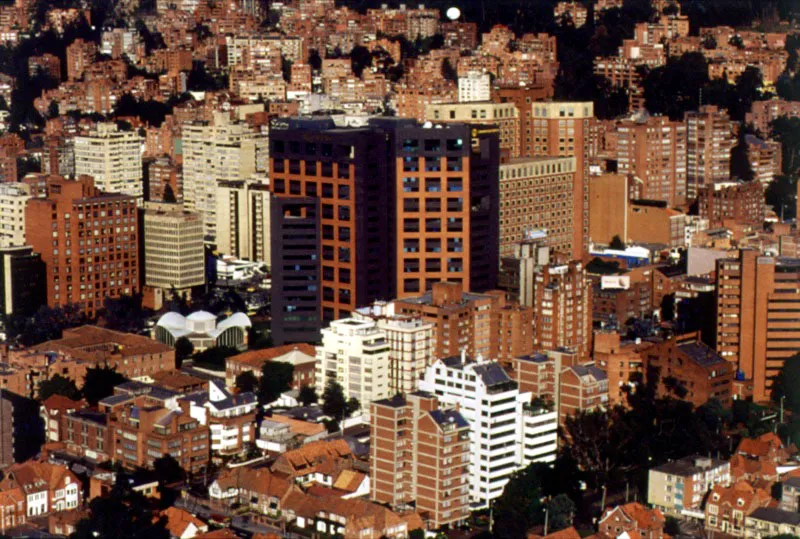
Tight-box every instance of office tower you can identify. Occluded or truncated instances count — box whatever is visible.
[380,118,500,296]
[141,202,205,295]
[315,317,391,407]
[0,245,46,317]
[0,183,31,247]
[354,302,434,395]
[269,118,392,322]
[215,177,271,263]
[270,197,321,345]
[425,101,519,159]
[25,176,139,318]
[370,392,471,528]
[685,105,735,199]
[715,250,800,402]
[458,71,491,103]
[533,254,592,357]
[498,156,576,258]
[419,356,558,508]
[531,102,594,259]
[615,112,687,206]
[183,113,268,245]
[74,123,144,198]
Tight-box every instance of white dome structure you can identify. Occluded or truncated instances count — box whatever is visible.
[153,311,252,351]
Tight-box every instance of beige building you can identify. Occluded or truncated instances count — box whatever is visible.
[74,123,144,198]
[685,105,735,198]
[425,101,520,158]
[0,183,31,248]
[182,113,268,244]
[142,202,205,293]
[215,177,271,264]
[498,156,576,257]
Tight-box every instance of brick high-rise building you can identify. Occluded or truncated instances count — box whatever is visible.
[685,105,735,199]
[614,112,687,206]
[697,181,765,227]
[745,98,800,135]
[745,134,782,186]
[715,250,800,402]
[65,39,97,81]
[25,176,139,318]
[370,392,470,529]
[498,156,577,258]
[532,254,592,357]
[531,102,594,259]
[74,123,143,198]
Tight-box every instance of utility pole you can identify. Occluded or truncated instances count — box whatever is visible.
[544,506,549,536]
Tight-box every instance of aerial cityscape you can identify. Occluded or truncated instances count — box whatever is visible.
[0,0,798,537]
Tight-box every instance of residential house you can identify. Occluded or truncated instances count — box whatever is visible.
[704,481,772,537]
[208,466,298,517]
[598,502,666,539]
[0,460,80,517]
[270,439,355,487]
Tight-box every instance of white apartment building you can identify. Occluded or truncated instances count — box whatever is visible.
[458,71,491,103]
[0,182,30,247]
[182,113,268,244]
[354,301,434,395]
[316,318,391,411]
[74,122,143,198]
[186,380,257,457]
[419,355,558,508]
[142,202,205,293]
[215,176,271,264]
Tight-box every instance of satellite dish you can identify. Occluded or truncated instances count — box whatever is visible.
[446,6,461,20]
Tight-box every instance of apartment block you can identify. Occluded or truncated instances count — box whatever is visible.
[269,197,321,345]
[458,71,491,103]
[715,250,800,402]
[393,281,494,361]
[315,318,391,408]
[370,392,471,528]
[614,112,687,206]
[425,101,520,159]
[698,181,764,227]
[419,356,557,508]
[354,302,434,395]
[640,332,733,407]
[215,177,271,264]
[0,391,42,468]
[25,176,139,318]
[498,157,577,258]
[145,157,181,203]
[558,363,609,424]
[498,233,551,307]
[532,256,592,358]
[74,123,144,198]
[0,183,30,248]
[182,113,268,245]
[647,456,730,516]
[745,134,782,186]
[746,98,800,135]
[593,331,644,406]
[685,105,735,199]
[141,202,205,294]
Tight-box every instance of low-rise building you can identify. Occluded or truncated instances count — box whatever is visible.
[746,507,800,539]
[184,380,256,457]
[705,481,772,537]
[647,456,730,517]
[153,311,252,351]
[599,502,666,539]
[0,460,81,517]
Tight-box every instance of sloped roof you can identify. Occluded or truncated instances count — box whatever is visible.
[332,470,366,493]
[272,439,353,476]
[42,394,84,414]
[159,506,207,537]
[227,343,317,368]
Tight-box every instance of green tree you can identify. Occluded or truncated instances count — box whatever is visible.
[47,100,59,118]
[609,235,626,250]
[38,374,81,401]
[192,346,239,371]
[82,365,127,406]
[70,486,170,539]
[298,384,318,406]
[730,129,755,182]
[235,371,258,394]
[660,293,675,322]
[321,380,348,420]
[772,353,800,413]
[643,53,710,120]
[174,337,194,368]
[770,117,800,175]
[545,494,576,533]
[6,304,87,346]
[765,175,798,220]
[100,294,148,333]
[258,361,294,404]
[152,454,186,507]
[492,463,547,539]
[664,517,681,536]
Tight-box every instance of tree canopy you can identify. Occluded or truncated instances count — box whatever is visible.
[38,374,81,401]
[70,485,170,539]
[321,379,349,420]
[258,361,294,404]
[235,371,259,394]
[82,365,127,406]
